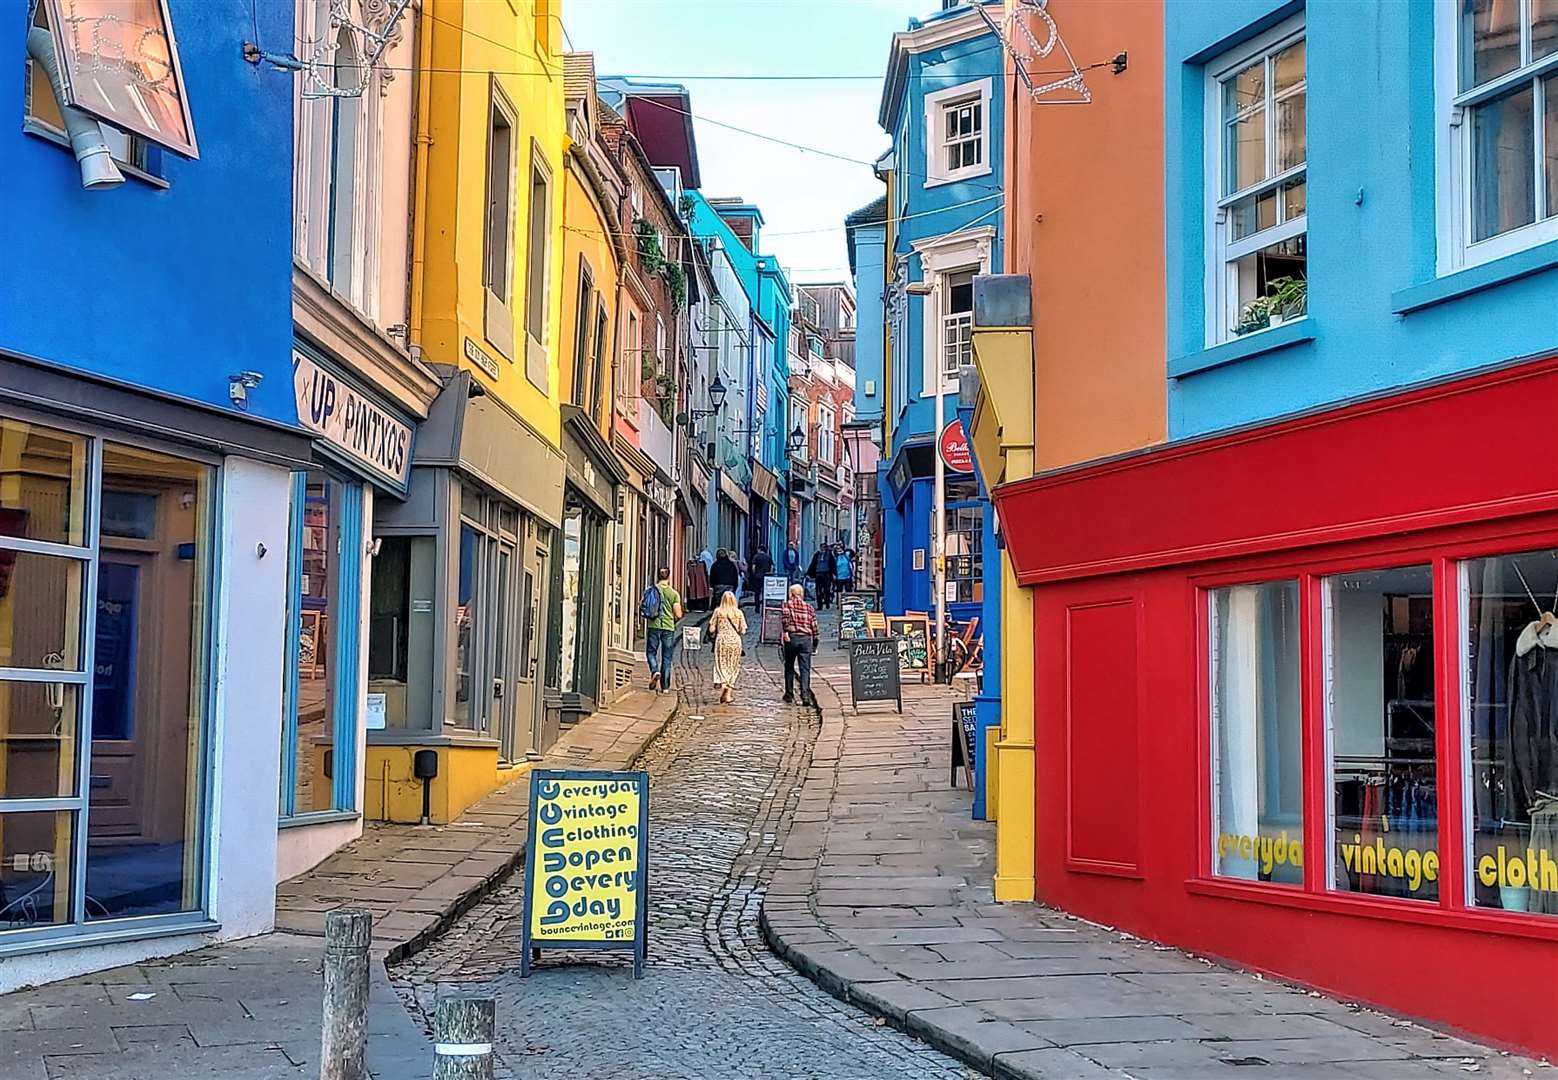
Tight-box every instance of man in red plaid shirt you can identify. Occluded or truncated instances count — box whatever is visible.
[779,583,819,706]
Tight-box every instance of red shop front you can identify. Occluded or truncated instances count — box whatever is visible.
[992,356,1558,1058]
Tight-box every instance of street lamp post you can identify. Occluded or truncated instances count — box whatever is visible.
[905,278,945,682]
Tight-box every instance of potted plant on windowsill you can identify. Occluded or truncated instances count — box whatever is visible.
[1234,276,1307,336]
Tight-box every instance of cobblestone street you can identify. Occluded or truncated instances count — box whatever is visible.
[391,618,971,1079]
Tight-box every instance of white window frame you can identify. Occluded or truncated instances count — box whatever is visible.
[790,394,809,460]
[1202,15,1307,347]
[912,226,994,398]
[1436,0,1558,273]
[294,0,385,320]
[481,80,518,361]
[924,78,993,187]
[818,402,837,464]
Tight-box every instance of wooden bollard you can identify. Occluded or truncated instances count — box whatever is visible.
[432,993,496,1080]
[320,907,372,1080]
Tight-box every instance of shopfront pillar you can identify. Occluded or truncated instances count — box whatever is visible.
[970,275,1037,902]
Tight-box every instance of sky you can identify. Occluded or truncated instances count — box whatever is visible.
[563,0,929,286]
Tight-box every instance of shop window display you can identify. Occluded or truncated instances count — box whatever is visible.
[283,473,341,815]
[1325,565,1438,902]
[0,424,211,936]
[1464,549,1558,915]
[1210,581,1303,884]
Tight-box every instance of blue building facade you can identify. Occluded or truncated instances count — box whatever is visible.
[0,0,307,984]
[1166,0,1558,438]
[876,2,1003,641]
[683,193,795,562]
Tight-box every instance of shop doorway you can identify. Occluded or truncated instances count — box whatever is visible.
[519,535,548,757]
[491,539,518,763]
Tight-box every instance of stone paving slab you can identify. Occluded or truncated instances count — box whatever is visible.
[758,642,1552,1080]
[0,688,678,1080]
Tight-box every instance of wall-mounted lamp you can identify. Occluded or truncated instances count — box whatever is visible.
[904,281,934,297]
[677,375,727,426]
[787,425,806,455]
[228,371,263,410]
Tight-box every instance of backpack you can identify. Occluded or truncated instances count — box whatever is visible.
[639,583,663,621]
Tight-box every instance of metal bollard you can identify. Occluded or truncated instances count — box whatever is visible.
[320,907,372,1080]
[432,993,496,1080]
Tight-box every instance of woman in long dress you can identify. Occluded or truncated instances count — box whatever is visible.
[709,589,747,704]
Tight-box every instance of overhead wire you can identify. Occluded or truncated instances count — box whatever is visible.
[560,191,1003,245]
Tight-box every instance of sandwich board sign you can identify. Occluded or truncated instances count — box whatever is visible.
[763,574,789,609]
[848,637,902,714]
[520,769,649,978]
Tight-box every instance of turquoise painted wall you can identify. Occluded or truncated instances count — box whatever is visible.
[1166,0,1558,438]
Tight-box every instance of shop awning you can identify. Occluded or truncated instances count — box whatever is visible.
[1,347,313,469]
[415,369,566,527]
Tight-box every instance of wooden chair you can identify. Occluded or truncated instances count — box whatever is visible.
[865,612,888,638]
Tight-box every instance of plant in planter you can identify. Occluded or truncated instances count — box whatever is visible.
[661,262,687,308]
[633,216,666,276]
[1234,276,1307,335]
[1267,276,1307,323]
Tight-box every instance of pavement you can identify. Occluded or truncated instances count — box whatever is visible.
[0,687,679,1080]
[759,629,1552,1080]
[387,619,971,1079]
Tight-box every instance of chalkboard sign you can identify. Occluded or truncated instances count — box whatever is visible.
[951,701,977,790]
[838,592,882,643]
[839,595,868,642]
[848,638,902,713]
[887,615,930,674]
[520,769,649,979]
[763,574,789,609]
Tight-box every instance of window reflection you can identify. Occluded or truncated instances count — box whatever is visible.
[1465,550,1558,915]
[84,444,209,921]
[0,418,87,547]
[1326,566,1439,903]
[0,812,74,930]
[1211,581,1304,884]
[292,474,339,814]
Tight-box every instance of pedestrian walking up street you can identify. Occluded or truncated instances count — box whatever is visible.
[779,582,819,706]
[708,590,748,704]
[709,547,741,608]
[834,546,853,594]
[808,545,835,608]
[643,565,683,693]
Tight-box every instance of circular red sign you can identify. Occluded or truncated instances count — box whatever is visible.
[939,419,974,474]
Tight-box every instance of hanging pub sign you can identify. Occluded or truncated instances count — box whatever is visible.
[520,769,650,979]
[939,419,975,475]
[293,352,415,492]
[848,638,902,714]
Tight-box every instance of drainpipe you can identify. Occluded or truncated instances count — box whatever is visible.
[407,0,433,344]
[27,27,123,190]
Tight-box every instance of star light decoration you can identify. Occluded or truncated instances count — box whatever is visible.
[978,0,1093,105]
[299,0,413,99]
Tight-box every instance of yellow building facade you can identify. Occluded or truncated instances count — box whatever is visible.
[366,0,573,823]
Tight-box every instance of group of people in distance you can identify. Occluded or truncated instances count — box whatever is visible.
[648,540,859,707]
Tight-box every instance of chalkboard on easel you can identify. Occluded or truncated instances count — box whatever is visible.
[887,615,930,676]
[848,638,902,713]
[839,591,883,643]
[951,701,977,790]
